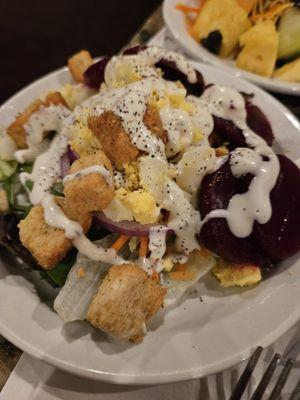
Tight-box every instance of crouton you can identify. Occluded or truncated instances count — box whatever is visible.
[68,50,93,83]
[88,112,139,167]
[0,190,9,213]
[87,263,166,343]
[143,104,168,144]
[19,197,91,269]
[7,91,68,148]
[64,150,114,215]
[44,91,68,108]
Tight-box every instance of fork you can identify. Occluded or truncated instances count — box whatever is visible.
[230,346,300,400]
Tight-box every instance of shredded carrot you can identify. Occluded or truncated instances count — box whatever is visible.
[176,4,200,13]
[174,263,188,272]
[198,247,210,257]
[169,270,197,281]
[215,146,229,157]
[249,0,293,23]
[110,235,130,251]
[139,237,149,258]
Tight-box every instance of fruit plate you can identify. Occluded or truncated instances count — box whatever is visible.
[0,61,300,385]
[163,0,300,96]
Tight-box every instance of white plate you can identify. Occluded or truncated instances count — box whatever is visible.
[0,62,300,385]
[163,0,300,96]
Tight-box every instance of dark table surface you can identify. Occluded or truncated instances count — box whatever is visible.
[0,0,161,103]
[0,0,299,391]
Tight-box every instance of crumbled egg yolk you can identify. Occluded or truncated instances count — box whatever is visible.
[212,259,262,287]
[192,126,204,144]
[68,122,101,157]
[123,162,139,190]
[77,267,86,279]
[112,62,142,88]
[67,107,101,157]
[162,257,174,272]
[150,91,196,115]
[112,188,159,224]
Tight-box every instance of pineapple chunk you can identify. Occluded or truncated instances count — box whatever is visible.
[212,260,261,288]
[236,20,279,77]
[273,57,300,83]
[192,0,251,57]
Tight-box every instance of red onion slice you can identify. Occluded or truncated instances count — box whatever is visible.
[60,146,79,178]
[94,212,171,237]
[60,153,70,178]
[67,146,79,163]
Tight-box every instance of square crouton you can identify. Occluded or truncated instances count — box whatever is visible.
[143,104,168,144]
[88,112,139,167]
[18,197,91,270]
[68,50,93,83]
[7,91,68,149]
[64,150,114,215]
[87,263,166,343]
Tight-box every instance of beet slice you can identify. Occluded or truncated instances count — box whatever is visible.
[156,59,205,96]
[245,100,274,146]
[212,116,246,148]
[198,160,269,266]
[198,155,300,266]
[83,57,110,89]
[122,45,147,55]
[253,155,300,262]
[210,99,274,148]
[123,45,205,96]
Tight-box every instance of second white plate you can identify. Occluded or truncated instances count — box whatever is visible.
[163,0,300,96]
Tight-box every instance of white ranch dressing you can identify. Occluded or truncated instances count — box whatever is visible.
[42,194,83,238]
[148,225,168,272]
[14,105,71,163]
[85,78,168,157]
[63,165,113,186]
[198,86,280,238]
[18,110,126,265]
[20,133,68,204]
[104,46,197,88]
[139,155,200,254]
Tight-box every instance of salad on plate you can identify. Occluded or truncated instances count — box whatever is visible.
[0,46,300,343]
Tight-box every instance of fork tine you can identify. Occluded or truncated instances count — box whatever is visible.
[250,353,281,400]
[268,358,295,400]
[229,346,263,400]
[289,377,300,400]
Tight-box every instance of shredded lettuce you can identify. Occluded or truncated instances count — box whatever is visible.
[54,234,118,322]
[163,250,216,306]
[0,160,17,181]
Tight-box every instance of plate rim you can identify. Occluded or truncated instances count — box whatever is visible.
[163,0,300,96]
[0,61,300,385]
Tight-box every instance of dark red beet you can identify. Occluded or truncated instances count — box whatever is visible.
[83,57,110,89]
[198,155,300,266]
[156,59,205,96]
[210,98,274,148]
[212,116,246,147]
[200,220,267,266]
[122,45,147,55]
[253,155,300,262]
[198,160,268,266]
[245,100,274,146]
